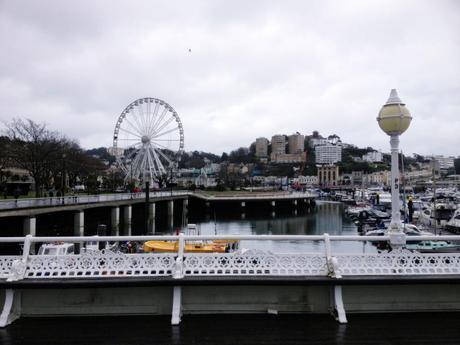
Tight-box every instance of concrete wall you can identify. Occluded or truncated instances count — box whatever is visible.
[6,283,460,318]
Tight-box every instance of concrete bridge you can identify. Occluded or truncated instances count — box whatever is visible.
[0,191,317,237]
[1,233,460,327]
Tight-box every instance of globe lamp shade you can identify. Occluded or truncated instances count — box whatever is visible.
[377,89,412,135]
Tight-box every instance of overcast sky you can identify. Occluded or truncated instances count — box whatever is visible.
[1,0,459,157]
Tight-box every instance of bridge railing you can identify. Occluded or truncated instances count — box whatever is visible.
[0,191,191,210]
[2,234,460,281]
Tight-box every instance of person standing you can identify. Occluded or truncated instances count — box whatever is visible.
[408,196,414,223]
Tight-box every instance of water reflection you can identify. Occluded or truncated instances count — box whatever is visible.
[185,201,376,254]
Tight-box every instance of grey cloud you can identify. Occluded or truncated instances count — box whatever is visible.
[0,0,459,156]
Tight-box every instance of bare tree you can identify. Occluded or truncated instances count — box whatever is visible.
[0,136,12,195]
[5,119,63,197]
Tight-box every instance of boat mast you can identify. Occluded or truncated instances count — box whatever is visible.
[432,157,438,235]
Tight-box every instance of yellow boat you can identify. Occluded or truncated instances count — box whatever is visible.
[143,239,239,253]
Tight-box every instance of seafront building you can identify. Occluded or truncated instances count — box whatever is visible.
[317,164,339,187]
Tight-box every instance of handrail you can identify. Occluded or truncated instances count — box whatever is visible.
[2,233,460,281]
[0,191,316,211]
[0,191,191,210]
[1,234,460,243]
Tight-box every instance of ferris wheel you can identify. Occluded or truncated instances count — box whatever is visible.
[113,97,184,186]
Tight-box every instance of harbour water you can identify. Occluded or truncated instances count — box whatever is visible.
[4,313,460,344]
[184,201,377,254]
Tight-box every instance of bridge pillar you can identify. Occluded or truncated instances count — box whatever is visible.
[148,203,156,234]
[74,211,84,237]
[111,207,120,236]
[123,205,132,236]
[168,200,174,229]
[182,199,188,226]
[23,216,36,254]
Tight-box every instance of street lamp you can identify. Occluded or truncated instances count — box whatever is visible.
[377,89,412,239]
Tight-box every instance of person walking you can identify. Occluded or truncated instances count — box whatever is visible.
[13,186,20,206]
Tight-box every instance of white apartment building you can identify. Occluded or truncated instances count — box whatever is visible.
[433,155,455,170]
[363,151,383,163]
[315,144,342,164]
[255,137,269,158]
[288,133,304,154]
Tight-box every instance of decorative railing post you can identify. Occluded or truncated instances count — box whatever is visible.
[7,235,32,282]
[173,233,185,279]
[324,233,341,278]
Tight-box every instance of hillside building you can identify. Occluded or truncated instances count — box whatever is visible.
[288,133,304,154]
[315,144,342,164]
[255,137,269,161]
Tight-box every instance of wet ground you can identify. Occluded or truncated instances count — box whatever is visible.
[2,313,460,345]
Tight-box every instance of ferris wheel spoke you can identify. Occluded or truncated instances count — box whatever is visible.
[119,127,141,138]
[137,102,149,135]
[151,141,171,151]
[118,138,140,141]
[150,147,167,175]
[128,109,145,135]
[124,116,144,137]
[146,147,159,177]
[152,139,180,142]
[145,101,153,137]
[152,126,179,139]
[148,101,160,135]
[152,116,175,137]
[153,146,173,166]
[150,107,169,136]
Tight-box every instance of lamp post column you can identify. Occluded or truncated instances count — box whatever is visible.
[389,134,401,232]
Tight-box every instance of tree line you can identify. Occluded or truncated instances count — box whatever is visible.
[0,119,106,197]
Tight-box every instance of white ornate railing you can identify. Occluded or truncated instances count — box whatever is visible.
[1,234,460,281]
[25,252,176,278]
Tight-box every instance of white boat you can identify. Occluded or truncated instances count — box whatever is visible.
[418,202,457,229]
[446,209,460,234]
[38,243,75,256]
